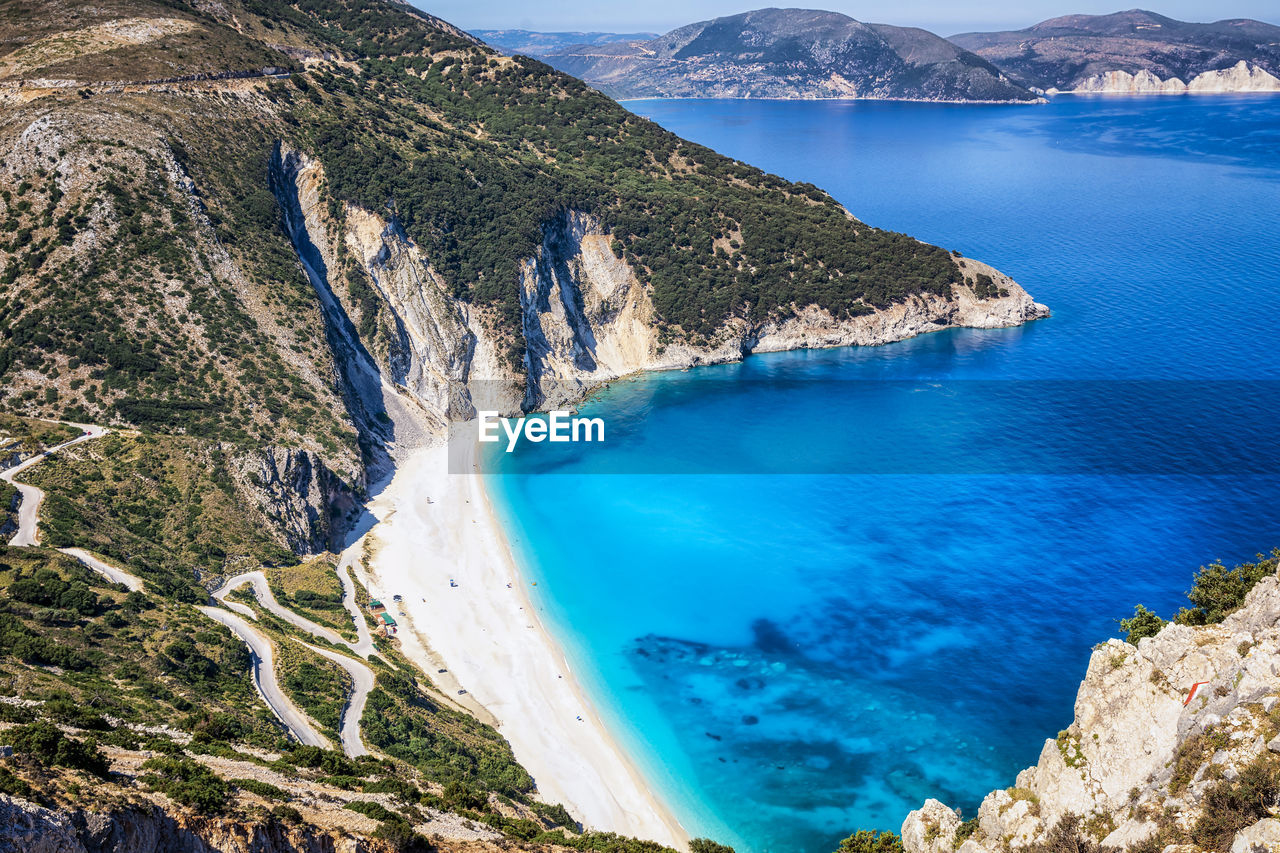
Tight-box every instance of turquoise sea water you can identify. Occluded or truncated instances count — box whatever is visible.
[484,96,1280,853]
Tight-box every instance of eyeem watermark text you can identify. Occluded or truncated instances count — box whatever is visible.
[478,411,605,452]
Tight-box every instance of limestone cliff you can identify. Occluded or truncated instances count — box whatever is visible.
[902,573,1280,853]
[272,148,1047,449]
[228,446,361,554]
[1058,61,1280,95]
[1185,62,1280,93]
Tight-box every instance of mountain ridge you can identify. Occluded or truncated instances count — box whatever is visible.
[521,8,1040,102]
[1,0,1044,463]
[472,29,659,56]
[950,8,1280,92]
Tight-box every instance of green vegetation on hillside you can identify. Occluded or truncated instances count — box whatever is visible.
[0,113,359,457]
[296,46,959,343]
[689,839,735,853]
[27,431,295,599]
[361,666,533,797]
[0,480,15,532]
[1118,604,1166,644]
[0,545,289,745]
[240,0,467,59]
[0,0,294,83]
[276,642,351,740]
[0,412,79,454]
[8,720,109,776]
[140,754,231,813]
[267,556,356,640]
[531,831,683,853]
[833,830,903,853]
[1191,755,1280,852]
[1175,550,1280,625]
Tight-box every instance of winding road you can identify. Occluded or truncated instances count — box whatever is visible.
[298,639,373,757]
[59,547,144,592]
[199,605,332,749]
[337,542,377,659]
[213,566,378,757]
[1,423,108,546]
[56,543,339,751]
[0,419,372,755]
[214,571,346,645]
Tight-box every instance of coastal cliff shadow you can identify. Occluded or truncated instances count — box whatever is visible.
[269,143,404,481]
[342,469,396,548]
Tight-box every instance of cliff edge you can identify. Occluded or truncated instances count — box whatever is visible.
[902,566,1280,853]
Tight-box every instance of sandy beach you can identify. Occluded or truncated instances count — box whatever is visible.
[360,436,688,849]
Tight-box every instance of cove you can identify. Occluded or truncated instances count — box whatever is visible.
[484,95,1280,853]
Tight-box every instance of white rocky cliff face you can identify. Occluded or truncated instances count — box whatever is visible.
[228,446,360,554]
[272,147,1048,449]
[1059,61,1280,94]
[1184,61,1280,93]
[901,572,1280,853]
[750,257,1043,355]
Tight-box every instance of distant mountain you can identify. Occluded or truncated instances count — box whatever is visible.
[473,29,658,56]
[539,8,1040,102]
[950,9,1280,93]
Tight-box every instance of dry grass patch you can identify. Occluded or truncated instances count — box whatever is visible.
[267,554,356,641]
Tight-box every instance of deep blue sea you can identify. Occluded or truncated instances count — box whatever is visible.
[484,96,1280,853]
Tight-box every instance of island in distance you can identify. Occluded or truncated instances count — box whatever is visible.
[471,29,658,56]
[482,7,1280,101]
[492,8,1042,102]
[951,9,1280,94]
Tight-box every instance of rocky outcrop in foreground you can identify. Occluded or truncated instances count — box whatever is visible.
[902,574,1280,853]
[0,793,387,853]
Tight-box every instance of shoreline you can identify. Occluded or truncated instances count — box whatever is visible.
[617,95,1040,105]
[359,437,689,849]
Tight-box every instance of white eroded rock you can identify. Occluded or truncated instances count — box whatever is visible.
[1232,817,1280,853]
[901,799,962,853]
[904,574,1280,852]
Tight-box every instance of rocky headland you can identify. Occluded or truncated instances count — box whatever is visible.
[270,148,1047,436]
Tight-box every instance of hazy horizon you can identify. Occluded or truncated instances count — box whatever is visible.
[419,2,1280,39]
